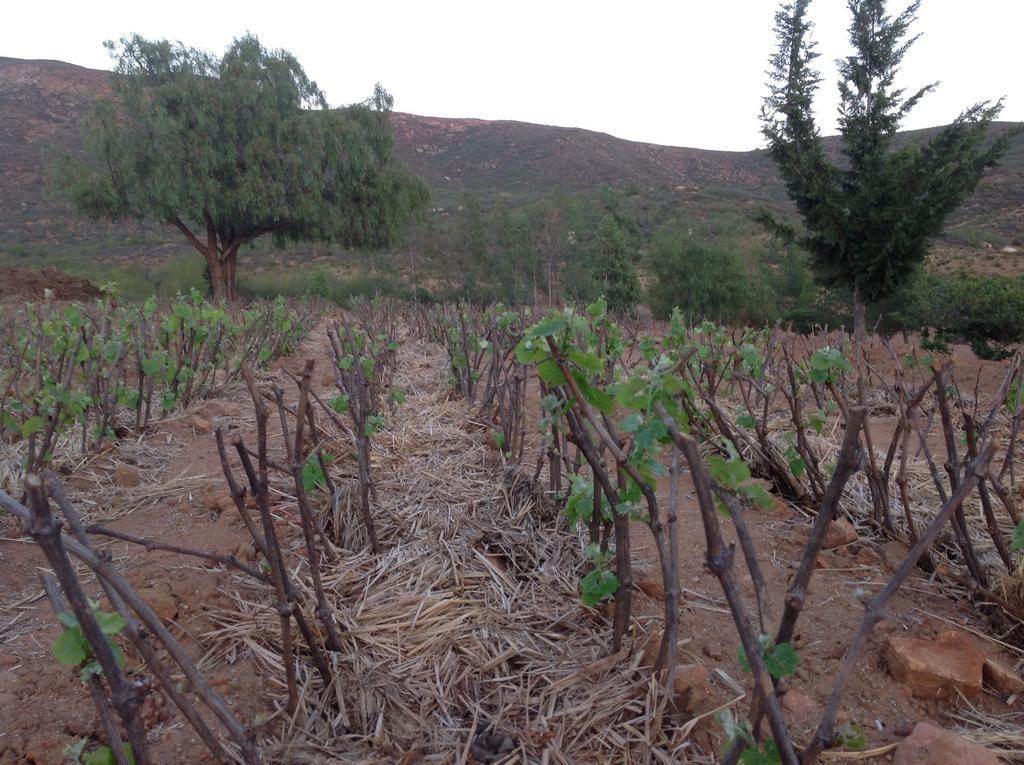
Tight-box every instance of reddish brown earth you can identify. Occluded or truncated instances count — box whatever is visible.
[0,327,1021,763]
[0,266,100,302]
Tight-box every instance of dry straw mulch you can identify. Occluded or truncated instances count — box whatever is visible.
[206,343,720,764]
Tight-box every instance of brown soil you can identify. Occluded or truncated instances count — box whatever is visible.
[0,267,101,302]
[0,325,1021,763]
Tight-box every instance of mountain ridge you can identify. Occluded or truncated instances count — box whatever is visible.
[1,56,1022,259]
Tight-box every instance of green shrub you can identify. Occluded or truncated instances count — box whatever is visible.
[646,225,758,323]
[945,226,1007,250]
[897,271,1024,358]
[238,267,410,305]
[305,265,331,298]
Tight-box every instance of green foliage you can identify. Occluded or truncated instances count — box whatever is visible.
[739,740,781,765]
[302,454,331,492]
[1,292,312,463]
[64,739,134,765]
[763,0,1013,330]
[737,634,800,680]
[718,709,782,765]
[56,33,428,299]
[646,224,761,323]
[580,544,619,607]
[807,347,853,385]
[590,215,639,315]
[239,267,411,305]
[52,604,127,682]
[708,443,774,512]
[835,722,867,751]
[304,266,331,299]
[1012,520,1024,552]
[891,271,1024,358]
[565,475,612,530]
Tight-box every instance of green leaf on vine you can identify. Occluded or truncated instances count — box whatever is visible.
[1012,520,1024,551]
[580,569,619,607]
[530,315,569,338]
[537,359,567,386]
[53,629,89,666]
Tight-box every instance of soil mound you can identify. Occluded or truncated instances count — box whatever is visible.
[0,266,101,301]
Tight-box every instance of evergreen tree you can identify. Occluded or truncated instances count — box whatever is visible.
[57,34,428,301]
[593,214,639,314]
[763,0,1013,341]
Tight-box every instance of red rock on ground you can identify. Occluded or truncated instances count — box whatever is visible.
[636,571,666,601]
[112,464,141,487]
[881,540,910,571]
[885,629,985,700]
[983,656,1024,695]
[136,584,178,623]
[892,721,1000,765]
[822,519,858,549]
[189,414,213,434]
[781,689,817,721]
[672,663,707,713]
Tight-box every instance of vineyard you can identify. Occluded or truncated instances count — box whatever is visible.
[1,294,1023,764]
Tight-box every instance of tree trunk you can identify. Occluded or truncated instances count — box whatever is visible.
[171,216,237,302]
[223,243,239,301]
[207,254,230,302]
[206,243,239,302]
[852,280,866,348]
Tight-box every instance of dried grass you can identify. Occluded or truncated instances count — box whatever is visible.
[204,342,719,763]
[952,706,1024,763]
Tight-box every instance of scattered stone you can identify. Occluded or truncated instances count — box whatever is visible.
[138,585,178,623]
[982,657,1024,696]
[112,465,141,488]
[892,721,1000,765]
[672,663,708,713]
[141,689,170,728]
[781,689,817,721]
[470,729,516,763]
[636,572,666,601]
[881,540,910,572]
[199,482,226,511]
[199,482,241,514]
[822,519,858,549]
[233,541,257,563]
[853,545,881,566]
[750,479,789,517]
[885,629,985,700]
[700,638,723,661]
[639,632,661,668]
[24,732,75,765]
[169,573,219,604]
[189,414,212,434]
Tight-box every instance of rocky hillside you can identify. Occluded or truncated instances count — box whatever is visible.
[1,56,1022,259]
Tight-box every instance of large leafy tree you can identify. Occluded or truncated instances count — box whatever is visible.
[762,0,1013,341]
[58,34,429,301]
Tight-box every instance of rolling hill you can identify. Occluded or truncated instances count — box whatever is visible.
[1,55,1022,263]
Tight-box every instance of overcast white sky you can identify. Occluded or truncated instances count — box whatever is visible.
[4,0,1021,151]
